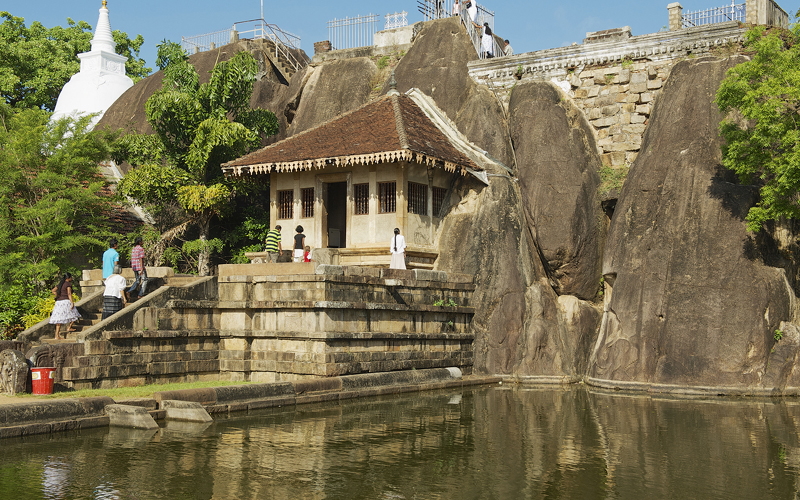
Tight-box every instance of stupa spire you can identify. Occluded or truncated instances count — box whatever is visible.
[91,1,116,54]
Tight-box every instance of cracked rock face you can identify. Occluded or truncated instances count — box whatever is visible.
[509,82,605,300]
[588,56,794,390]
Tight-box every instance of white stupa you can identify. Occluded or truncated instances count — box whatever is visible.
[52,1,133,128]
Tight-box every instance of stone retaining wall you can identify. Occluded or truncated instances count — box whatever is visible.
[0,370,501,439]
[56,266,476,389]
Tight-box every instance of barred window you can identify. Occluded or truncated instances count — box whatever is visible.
[301,187,314,218]
[432,187,447,217]
[278,190,293,220]
[378,181,396,213]
[354,183,369,215]
[408,182,428,215]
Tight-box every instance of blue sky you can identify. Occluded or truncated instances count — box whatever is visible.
[6,0,798,74]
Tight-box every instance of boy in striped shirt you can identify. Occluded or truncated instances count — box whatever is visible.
[265,225,282,263]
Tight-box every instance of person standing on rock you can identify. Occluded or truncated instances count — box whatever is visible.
[504,39,513,56]
[294,226,306,263]
[482,23,494,58]
[466,0,478,27]
[102,238,119,279]
[126,236,147,300]
[453,0,460,16]
[49,272,81,339]
[265,225,282,263]
[102,265,127,320]
[390,228,406,269]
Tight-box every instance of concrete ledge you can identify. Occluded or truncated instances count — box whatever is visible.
[0,372,500,440]
[214,382,296,403]
[584,377,794,396]
[106,404,159,430]
[0,396,114,427]
[153,388,217,405]
[161,400,213,423]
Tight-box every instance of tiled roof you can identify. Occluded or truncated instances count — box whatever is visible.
[223,91,483,177]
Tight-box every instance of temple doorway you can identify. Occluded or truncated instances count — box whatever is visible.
[325,181,347,248]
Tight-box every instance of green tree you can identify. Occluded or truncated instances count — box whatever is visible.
[115,41,278,275]
[0,103,119,292]
[716,13,800,232]
[0,11,150,111]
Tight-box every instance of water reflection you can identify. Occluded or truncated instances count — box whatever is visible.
[1,386,799,499]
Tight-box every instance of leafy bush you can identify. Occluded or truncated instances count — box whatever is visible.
[22,292,80,329]
[231,244,264,264]
[0,284,52,339]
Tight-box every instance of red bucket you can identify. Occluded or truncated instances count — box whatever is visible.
[31,367,55,395]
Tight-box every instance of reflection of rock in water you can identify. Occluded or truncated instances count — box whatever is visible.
[1,387,800,498]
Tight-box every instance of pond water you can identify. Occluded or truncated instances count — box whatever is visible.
[1,385,799,499]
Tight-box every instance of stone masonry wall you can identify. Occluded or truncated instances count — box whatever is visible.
[569,60,669,168]
[468,22,748,169]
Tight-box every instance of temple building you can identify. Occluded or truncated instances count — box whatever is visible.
[52,1,133,128]
[223,84,498,269]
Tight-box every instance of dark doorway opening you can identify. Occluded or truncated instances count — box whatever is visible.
[326,182,347,248]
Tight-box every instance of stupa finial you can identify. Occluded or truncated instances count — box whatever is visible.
[102,0,107,8]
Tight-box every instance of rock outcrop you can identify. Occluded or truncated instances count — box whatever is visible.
[509,82,605,300]
[287,57,377,136]
[588,56,796,392]
[390,17,479,121]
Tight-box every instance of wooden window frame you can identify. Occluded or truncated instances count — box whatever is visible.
[378,181,396,214]
[354,183,369,215]
[432,186,447,217]
[408,181,428,215]
[301,187,314,218]
[278,189,294,220]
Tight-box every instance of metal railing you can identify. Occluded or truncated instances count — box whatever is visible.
[328,14,380,50]
[234,19,308,73]
[385,11,409,30]
[458,3,502,60]
[417,0,467,21]
[181,29,232,53]
[683,2,746,28]
[182,20,308,74]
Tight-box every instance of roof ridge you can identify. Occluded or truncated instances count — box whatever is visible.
[391,93,410,150]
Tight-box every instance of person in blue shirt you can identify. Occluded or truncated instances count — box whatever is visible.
[102,238,120,279]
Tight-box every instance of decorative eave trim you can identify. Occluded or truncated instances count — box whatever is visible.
[223,149,471,178]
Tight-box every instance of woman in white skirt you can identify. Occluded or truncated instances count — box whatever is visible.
[49,272,81,339]
[390,228,407,269]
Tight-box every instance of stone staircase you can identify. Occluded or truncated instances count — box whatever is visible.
[16,268,193,345]
[260,38,307,82]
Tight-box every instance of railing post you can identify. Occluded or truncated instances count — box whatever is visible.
[230,30,239,44]
[668,2,684,30]
[746,0,757,24]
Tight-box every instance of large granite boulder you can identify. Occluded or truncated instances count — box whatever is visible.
[455,84,515,169]
[287,57,378,136]
[390,17,478,121]
[509,82,605,300]
[436,174,599,379]
[588,56,795,392]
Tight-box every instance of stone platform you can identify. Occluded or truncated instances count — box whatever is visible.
[58,265,476,389]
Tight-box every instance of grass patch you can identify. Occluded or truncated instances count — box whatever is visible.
[369,49,407,100]
[600,164,629,193]
[12,380,254,401]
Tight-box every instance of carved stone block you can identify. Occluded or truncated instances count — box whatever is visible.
[1,349,29,395]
